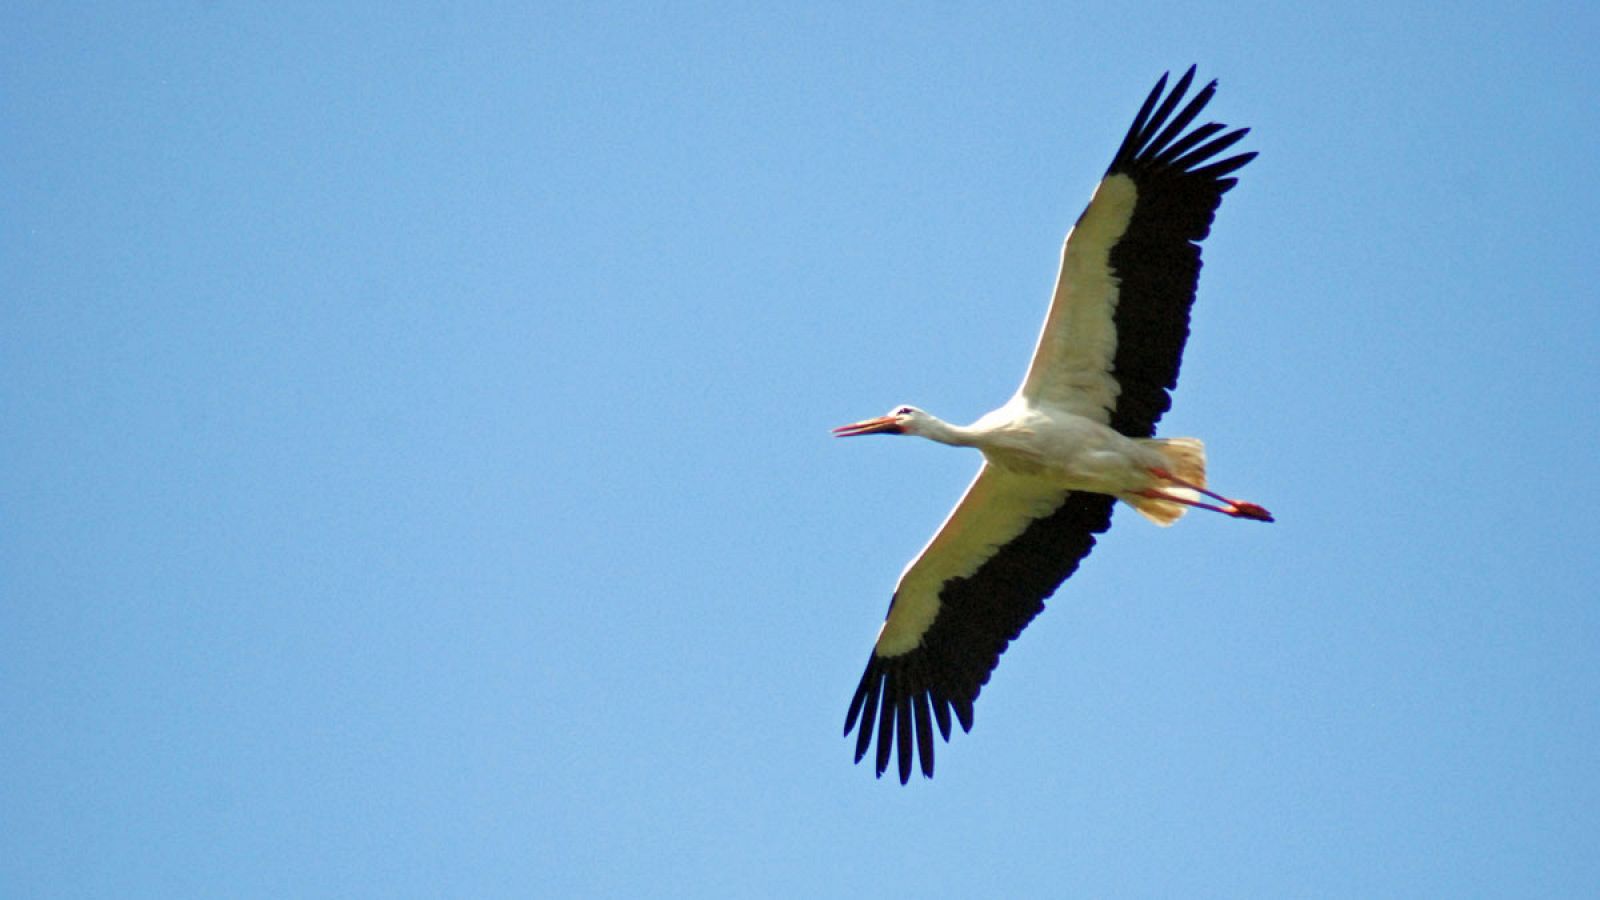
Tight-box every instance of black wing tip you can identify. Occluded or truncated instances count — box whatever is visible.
[954,696,975,732]
[843,681,970,784]
[1109,66,1254,180]
[914,692,936,779]
[895,699,914,783]
[844,653,947,784]
[874,676,895,776]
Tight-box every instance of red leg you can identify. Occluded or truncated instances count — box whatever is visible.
[1148,467,1233,504]
[1139,483,1274,523]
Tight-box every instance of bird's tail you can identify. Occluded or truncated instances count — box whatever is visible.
[1122,438,1207,527]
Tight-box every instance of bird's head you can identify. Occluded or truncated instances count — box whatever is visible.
[832,405,924,438]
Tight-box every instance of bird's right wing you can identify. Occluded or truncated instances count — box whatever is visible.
[843,463,1116,783]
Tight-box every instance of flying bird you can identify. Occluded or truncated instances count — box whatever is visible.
[834,67,1270,783]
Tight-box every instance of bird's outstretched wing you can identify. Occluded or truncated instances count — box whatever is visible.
[843,463,1115,782]
[1018,65,1255,438]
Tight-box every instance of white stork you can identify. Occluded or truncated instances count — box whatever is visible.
[834,67,1270,783]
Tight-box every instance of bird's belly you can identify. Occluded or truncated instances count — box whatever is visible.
[982,424,1159,493]
[1048,449,1153,492]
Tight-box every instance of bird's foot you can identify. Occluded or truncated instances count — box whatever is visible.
[1225,501,1274,523]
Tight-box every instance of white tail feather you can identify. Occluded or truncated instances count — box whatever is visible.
[1122,438,1207,527]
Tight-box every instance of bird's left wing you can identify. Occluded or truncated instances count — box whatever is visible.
[843,463,1115,782]
[1018,66,1254,437]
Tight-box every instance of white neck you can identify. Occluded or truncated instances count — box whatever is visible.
[914,415,980,448]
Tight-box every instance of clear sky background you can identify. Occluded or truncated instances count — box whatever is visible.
[4,3,1598,897]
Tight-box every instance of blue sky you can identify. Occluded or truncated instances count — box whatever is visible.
[4,3,1597,897]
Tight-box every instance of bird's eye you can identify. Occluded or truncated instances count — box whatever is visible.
[896,406,914,416]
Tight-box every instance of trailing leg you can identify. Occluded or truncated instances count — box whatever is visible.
[1145,468,1274,523]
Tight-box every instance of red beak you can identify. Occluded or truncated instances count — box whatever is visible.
[832,415,903,437]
